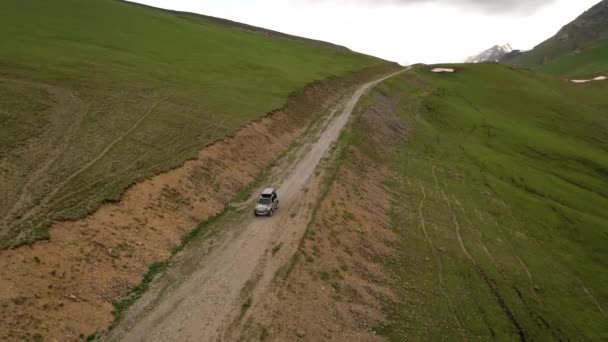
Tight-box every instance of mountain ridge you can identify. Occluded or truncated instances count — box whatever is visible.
[508,0,608,75]
[464,43,513,63]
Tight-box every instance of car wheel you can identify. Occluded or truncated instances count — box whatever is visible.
[269,209,274,217]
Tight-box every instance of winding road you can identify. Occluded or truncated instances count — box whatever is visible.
[105,69,407,342]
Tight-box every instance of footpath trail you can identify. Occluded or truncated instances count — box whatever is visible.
[105,69,407,342]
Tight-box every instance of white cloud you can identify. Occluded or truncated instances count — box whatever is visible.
[297,0,557,14]
[128,0,601,64]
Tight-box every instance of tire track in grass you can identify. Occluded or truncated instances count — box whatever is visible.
[51,116,230,218]
[432,166,527,341]
[452,197,528,341]
[432,167,477,270]
[45,97,169,202]
[430,166,474,267]
[447,196,475,263]
[432,165,440,189]
[391,158,412,216]
[453,197,517,286]
[490,213,543,304]
[404,153,412,187]
[494,206,606,337]
[1,84,88,229]
[515,256,535,293]
[437,184,505,338]
[478,269,528,342]
[578,278,608,320]
[474,208,485,222]
[416,180,467,341]
[480,242,498,268]
[485,206,535,287]
[452,198,499,271]
[11,98,168,229]
[489,216,572,341]
[49,120,210,208]
[496,202,606,323]
[50,152,155,218]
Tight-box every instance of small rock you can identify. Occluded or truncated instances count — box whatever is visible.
[295,329,306,338]
[107,248,119,258]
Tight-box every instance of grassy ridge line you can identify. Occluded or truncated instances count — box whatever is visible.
[0,0,394,246]
[124,0,352,51]
[357,64,608,339]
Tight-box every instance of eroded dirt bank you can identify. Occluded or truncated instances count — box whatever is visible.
[105,70,407,342]
[234,90,408,341]
[0,65,397,341]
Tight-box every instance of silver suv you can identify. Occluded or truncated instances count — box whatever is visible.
[254,188,279,216]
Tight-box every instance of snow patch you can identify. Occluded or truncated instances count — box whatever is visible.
[571,76,607,83]
[432,68,455,73]
[464,43,513,63]
[499,43,513,53]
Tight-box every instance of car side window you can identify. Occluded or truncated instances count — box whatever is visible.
[272,193,277,201]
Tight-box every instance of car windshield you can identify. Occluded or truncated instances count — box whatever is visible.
[258,198,272,205]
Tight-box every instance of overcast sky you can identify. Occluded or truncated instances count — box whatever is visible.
[129,0,600,64]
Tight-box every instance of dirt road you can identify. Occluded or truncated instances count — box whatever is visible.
[105,69,406,342]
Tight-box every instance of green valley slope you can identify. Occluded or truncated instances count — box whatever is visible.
[0,0,392,247]
[536,38,608,77]
[350,63,608,339]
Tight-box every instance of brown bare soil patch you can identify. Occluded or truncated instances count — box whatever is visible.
[0,110,300,342]
[237,92,407,341]
[0,66,397,342]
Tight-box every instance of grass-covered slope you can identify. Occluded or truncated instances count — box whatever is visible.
[536,39,608,77]
[510,0,608,76]
[0,0,390,247]
[365,64,607,339]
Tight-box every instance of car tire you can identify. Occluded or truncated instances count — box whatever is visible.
[269,209,274,217]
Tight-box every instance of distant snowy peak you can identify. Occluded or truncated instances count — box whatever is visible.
[464,44,513,63]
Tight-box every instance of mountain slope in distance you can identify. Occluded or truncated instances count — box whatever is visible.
[510,0,608,76]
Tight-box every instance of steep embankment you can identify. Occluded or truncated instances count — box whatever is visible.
[510,0,608,76]
[0,0,390,247]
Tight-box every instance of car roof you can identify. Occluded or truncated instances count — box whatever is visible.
[261,188,276,195]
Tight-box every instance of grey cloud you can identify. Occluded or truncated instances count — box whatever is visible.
[303,0,557,13]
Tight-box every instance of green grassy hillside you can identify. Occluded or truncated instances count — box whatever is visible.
[0,0,390,247]
[355,64,608,339]
[536,39,608,77]
[510,0,608,76]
